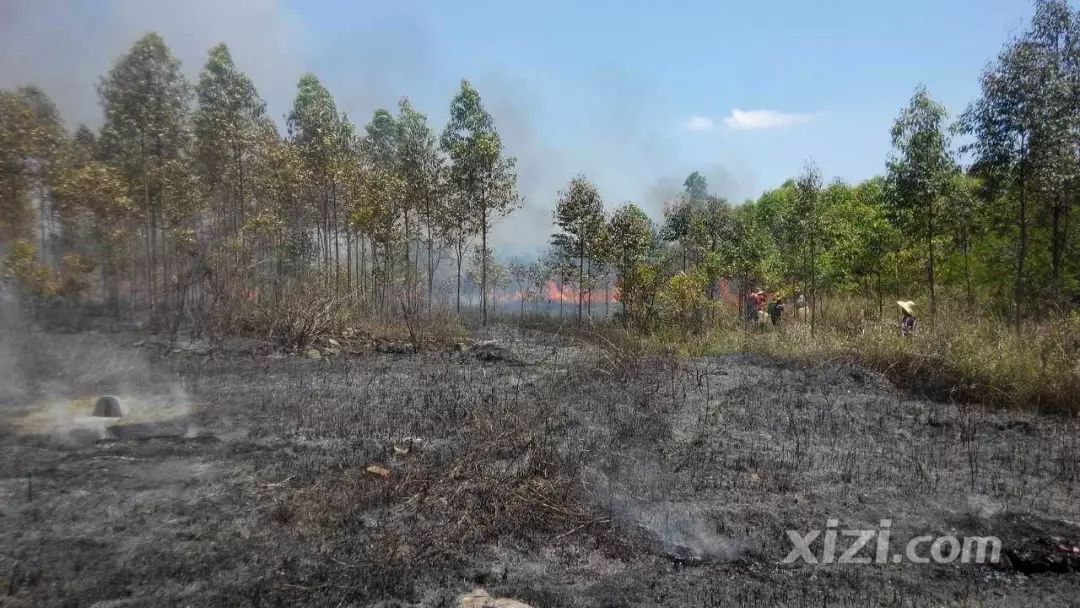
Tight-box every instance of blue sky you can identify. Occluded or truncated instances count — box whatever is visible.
[1,0,1038,254]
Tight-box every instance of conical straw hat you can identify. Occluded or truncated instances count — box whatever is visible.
[896,300,916,315]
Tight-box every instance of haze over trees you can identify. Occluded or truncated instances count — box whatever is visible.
[1,0,1078,349]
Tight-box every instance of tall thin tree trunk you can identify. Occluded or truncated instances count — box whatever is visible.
[810,232,817,337]
[605,276,610,317]
[559,277,565,318]
[927,197,936,320]
[1050,191,1064,304]
[37,183,48,267]
[480,198,488,326]
[346,229,352,292]
[455,239,464,314]
[333,180,340,295]
[586,257,593,318]
[402,207,410,301]
[577,240,584,322]
[427,229,436,315]
[385,247,392,317]
[963,232,972,304]
[1016,139,1027,334]
[876,269,884,320]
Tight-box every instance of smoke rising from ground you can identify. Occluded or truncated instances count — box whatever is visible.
[0,287,28,403]
[0,284,192,444]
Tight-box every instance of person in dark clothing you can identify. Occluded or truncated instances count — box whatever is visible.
[769,297,785,325]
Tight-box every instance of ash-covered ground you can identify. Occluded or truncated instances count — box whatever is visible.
[2,323,1079,607]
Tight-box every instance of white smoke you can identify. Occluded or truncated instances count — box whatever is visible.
[0,284,193,444]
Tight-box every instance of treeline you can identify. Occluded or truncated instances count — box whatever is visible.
[2,0,1078,340]
[540,0,1080,331]
[1,35,518,334]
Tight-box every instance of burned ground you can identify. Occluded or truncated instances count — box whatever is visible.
[1,327,1079,607]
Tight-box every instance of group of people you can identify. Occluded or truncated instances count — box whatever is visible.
[745,290,803,328]
[746,288,918,337]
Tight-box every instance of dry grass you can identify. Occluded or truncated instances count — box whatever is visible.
[195,278,469,351]
[617,299,1080,413]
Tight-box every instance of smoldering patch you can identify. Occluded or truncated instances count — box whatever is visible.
[9,388,197,446]
[627,501,745,565]
[587,466,745,565]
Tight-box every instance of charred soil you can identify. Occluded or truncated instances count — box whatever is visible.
[1,326,1079,607]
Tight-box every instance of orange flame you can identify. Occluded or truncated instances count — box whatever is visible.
[543,281,618,304]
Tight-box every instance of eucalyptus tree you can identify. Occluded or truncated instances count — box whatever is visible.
[194,44,265,246]
[396,98,441,302]
[720,204,773,320]
[887,85,954,318]
[287,73,339,278]
[508,260,529,315]
[794,161,824,333]
[1022,0,1080,301]
[249,120,308,280]
[606,202,655,322]
[53,161,133,312]
[687,195,735,300]
[661,172,709,271]
[553,175,606,321]
[958,0,1080,323]
[11,87,67,267]
[545,235,576,318]
[362,107,400,297]
[418,153,451,312]
[0,89,52,242]
[848,177,898,315]
[961,49,1038,327]
[332,114,360,292]
[440,80,519,324]
[98,33,191,319]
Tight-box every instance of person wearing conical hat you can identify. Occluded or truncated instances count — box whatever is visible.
[897,300,916,336]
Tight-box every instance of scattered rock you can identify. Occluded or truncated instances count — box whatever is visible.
[327,338,341,348]
[459,588,533,608]
[92,395,127,418]
[305,349,322,360]
[366,465,391,479]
